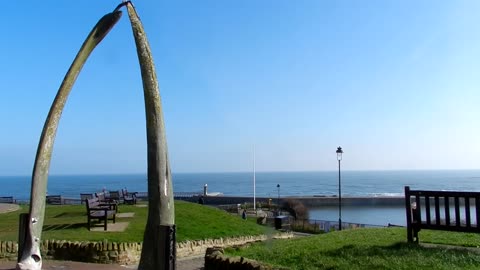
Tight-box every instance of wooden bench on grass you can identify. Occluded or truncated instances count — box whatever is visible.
[121,189,137,205]
[46,195,63,205]
[0,196,15,204]
[86,198,116,231]
[95,192,119,210]
[405,186,480,243]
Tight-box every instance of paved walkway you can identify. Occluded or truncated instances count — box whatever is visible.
[0,203,20,214]
[0,256,204,270]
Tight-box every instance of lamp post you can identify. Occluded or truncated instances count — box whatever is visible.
[277,184,280,216]
[336,146,343,231]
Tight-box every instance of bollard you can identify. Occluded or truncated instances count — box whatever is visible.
[17,213,29,262]
[157,225,176,270]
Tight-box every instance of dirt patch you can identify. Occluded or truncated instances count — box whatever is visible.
[90,222,129,232]
[116,212,135,218]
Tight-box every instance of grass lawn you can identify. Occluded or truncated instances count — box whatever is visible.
[0,201,269,242]
[226,227,480,270]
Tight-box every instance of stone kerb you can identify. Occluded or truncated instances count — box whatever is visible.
[0,232,293,265]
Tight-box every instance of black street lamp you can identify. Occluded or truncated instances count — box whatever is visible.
[336,146,343,231]
[277,184,280,216]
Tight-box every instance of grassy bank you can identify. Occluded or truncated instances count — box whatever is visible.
[226,227,480,270]
[0,201,268,242]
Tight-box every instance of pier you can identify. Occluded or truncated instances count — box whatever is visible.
[175,195,405,207]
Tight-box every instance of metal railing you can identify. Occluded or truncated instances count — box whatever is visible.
[277,217,385,233]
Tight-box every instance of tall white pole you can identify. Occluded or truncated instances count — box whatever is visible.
[253,145,256,211]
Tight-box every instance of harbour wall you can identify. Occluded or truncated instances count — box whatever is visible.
[10,194,405,207]
[181,195,405,207]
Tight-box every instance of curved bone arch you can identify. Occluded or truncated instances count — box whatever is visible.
[17,2,175,269]
[17,8,123,270]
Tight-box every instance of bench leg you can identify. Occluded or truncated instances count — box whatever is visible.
[413,228,419,243]
[407,226,413,243]
[104,217,107,231]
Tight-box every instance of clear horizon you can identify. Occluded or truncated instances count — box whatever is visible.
[2,1,480,175]
[3,168,480,178]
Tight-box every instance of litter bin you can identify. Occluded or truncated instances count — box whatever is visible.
[274,215,288,230]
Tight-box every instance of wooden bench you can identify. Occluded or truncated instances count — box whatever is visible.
[122,189,137,205]
[46,195,63,205]
[0,196,15,204]
[405,186,480,243]
[85,198,116,231]
[95,192,118,211]
[107,190,121,203]
[80,193,94,205]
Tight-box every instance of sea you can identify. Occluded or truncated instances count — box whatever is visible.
[1,170,479,226]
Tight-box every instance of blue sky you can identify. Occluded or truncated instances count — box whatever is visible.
[1,1,480,175]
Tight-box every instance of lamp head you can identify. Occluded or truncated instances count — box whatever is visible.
[336,146,343,161]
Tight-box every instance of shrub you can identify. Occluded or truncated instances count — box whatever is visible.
[282,199,309,220]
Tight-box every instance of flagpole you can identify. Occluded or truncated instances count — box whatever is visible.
[253,145,256,211]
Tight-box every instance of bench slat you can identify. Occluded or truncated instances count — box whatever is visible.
[465,197,471,228]
[415,195,422,224]
[434,196,440,226]
[425,196,431,225]
[476,197,480,232]
[454,197,461,227]
[445,196,450,226]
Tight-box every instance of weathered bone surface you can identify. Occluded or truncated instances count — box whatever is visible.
[125,3,175,270]
[17,11,122,270]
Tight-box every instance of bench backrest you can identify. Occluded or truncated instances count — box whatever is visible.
[0,196,15,203]
[46,195,63,205]
[95,192,106,201]
[86,198,101,211]
[80,193,93,204]
[109,190,120,200]
[405,186,480,242]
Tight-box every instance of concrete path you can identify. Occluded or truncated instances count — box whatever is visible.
[0,203,20,214]
[0,256,204,270]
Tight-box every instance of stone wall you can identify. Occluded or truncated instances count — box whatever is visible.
[177,232,292,258]
[204,247,288,270]
[0,232,293,265]
[0,241,17,261]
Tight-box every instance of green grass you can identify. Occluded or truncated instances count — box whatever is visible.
[0,201,269,243]
[225,228,480,270]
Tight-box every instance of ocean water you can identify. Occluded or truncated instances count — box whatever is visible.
[1,170,479,226]
[309,206,406,226]
[1,170,480,201]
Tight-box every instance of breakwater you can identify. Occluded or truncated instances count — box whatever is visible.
[179,195,405,207]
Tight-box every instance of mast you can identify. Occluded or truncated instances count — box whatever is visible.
[253,145,256,211]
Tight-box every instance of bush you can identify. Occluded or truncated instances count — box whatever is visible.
[282,199,309,220]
